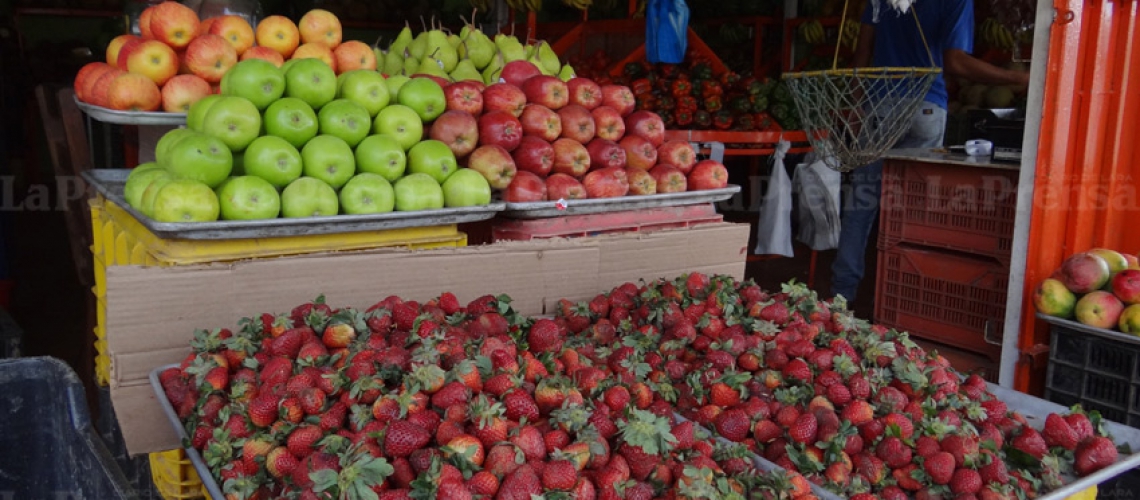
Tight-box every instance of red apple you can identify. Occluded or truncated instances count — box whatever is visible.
[1112,269,1140,305]
[558,104,596,144]
[689,160,729,190]
[601,84,635,116]
[582,167,629,198]
[430,110,480,158]
[501,60,543,88]
[183,34,238,84]
[624,110,666,147]
[625,167,657,196]
[591,106,626,141]
[161,74,211,112]
[521,75,569,110]
[478,110,523,152]
[148,1,200,50]
[587,138,627,170]
[650,164,687,193]
[551,138,590,177]
[657,140,698,174]
[513,136,555,177]
[483,83,527,117]
[444,81,485,115]
[546,173,587,200]
[619,135,658,170]
[567,77,603,109]
[504,170,547,202]
[519,104,562,142]
[115,38,143,70]
[466,145,517,189]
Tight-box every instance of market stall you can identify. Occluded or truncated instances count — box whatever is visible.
[3,0,1140,498]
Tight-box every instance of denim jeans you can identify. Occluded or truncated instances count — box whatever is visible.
[830,102,947,301]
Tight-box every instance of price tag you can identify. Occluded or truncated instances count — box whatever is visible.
[555,198,568,210]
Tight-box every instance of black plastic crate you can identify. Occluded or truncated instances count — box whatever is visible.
[0,357,135,499]
[1043,314,1140,428]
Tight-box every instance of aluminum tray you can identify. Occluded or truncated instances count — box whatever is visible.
[499,185,741,219]
[75,96,188,126]
[84,169,504,240]
[1036,312,1140,347]
[151,364,225,500]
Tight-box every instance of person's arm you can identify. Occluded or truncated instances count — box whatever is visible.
[853,23,875,68]
[943,49,1030,87]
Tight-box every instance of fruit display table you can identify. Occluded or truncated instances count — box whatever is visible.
[874,148,1021,379]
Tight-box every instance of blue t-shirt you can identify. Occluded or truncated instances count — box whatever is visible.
[861,0,973,109]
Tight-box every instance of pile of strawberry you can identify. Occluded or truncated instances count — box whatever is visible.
[159,274,1125,500]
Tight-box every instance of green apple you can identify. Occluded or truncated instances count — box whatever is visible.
[155,129,199,168]
[127,161,160,179]
[201,96,262,152]
[394,173,444,211]
[284,58,337,110]
[244,135,303,188]
[151,179,220,222]
[372,104,423,151]
[220,59,286,111]
[301,135,356,189]
[281,177,339,217]
[386,74,411,101]
[216,175,281,220]
[442,168,492,207]
[263,97,319,149]
[280,58,299,75]
[355,134,406,182]
[407,139,458,184]
[339,173,395,214]
[318,99,371,148]
[397,77,447,122]
[338,69,390,117]
[124,168,171,210]
[139,176,174,217]
[186,95,223,132]
[164,133,233,188]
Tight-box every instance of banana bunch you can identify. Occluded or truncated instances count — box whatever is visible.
[559,0,592,9]
[468,0,492,11]
[506,0,542,12]
[799,19,825,45]
[980,18,1017,50]
[840,19,860,50]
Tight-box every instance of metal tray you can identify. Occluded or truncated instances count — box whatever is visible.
[1036,312,1140,347]
[84,169,504,240]
[75,96,188,126]
[500,185,741,219]
[150,364,225,500]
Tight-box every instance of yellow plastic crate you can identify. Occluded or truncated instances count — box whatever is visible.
[149,449,209,500]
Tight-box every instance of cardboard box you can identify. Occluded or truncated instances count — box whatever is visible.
[105,223,750,454]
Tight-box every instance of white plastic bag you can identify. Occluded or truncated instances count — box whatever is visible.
[793,153,843,251]
[754,140,794,257]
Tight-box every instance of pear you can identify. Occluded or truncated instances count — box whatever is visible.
[403,57,420,76]
[558,63,576,82]
[536,41,561,75]
[450,59,482,83]
[458,29,494,70]
[495,34,526,63]
[417,55,452,81]
[373,48,386,72]
[426,31,458,73]
[389,24,414,59]
[527,48,552,76]
[409,31,429,60]
[448,33,462,48]
[383,50,404,76]
[482,52,505,84]
[459,24,472,41]
[525,43,536,60]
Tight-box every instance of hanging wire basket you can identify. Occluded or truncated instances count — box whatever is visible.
[782,67,941,171]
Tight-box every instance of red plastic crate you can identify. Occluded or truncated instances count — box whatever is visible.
[874,244,1009,356]
[878,161,1019,262]
[492,204,723,241]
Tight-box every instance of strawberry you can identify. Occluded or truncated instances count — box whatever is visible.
[882,413,914,439]
[280,397,304,423]
[431,381,471,410]
[511,425,546,462]
[542,459,578,490]
[544,429,571,454]
[248,394,279,428]
[1040,413,1079,451]
[671,421,695,450]
[484,444,525,478]
[979,451,1009,484]
[1065,412,1095,442]
[915,435,942,458]
[892,463,923,491]
[384,420,432,458]
[782,358,812,382]
[854,454,886,485]
[203,366,229,392]
[527,318,564,354]
[940,434,979,468]
[319,401,347,432]
[299,387,325,415]
[286,425,322,458]
[753,419,782,444]
[950,468,983,495]
[321,322,355,349]
[408,409,441,435]
[924,451,956,485]
[270,328,306,358]
[841,400,874,426]
[502,389,540,422]
[708,382,742,407]
[714,408,751,442]
[876,436,912,469]
[825,383,852,406]
[224,414,253,439]
[1011,427,1048,460]
[497,464,542,500]
[437,481,472,500]
[603,385,632,411]
[1075,436,1118,476]
[266,447,299,478]
[483,372,518,397]
[437,292,461,315]
[467,470,499,496]
[788,412,818,444]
